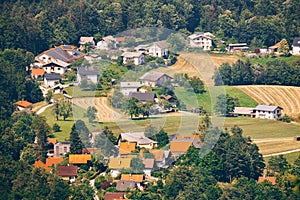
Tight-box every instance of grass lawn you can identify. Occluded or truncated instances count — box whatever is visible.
[224,117,300,139]
[248,55,300,66]
[264,152,300,165]
[64,86,109,97]
[175,86,258,112]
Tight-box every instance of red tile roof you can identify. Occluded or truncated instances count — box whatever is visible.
[15,100,32,108]
[57,166,78,177]
[69,154,92,164]
[46,157,63,167]
[31,68,45,76]
[258,176,276,185]
[115,37,125,42]
[33,160,50,172]
[47,138,57,144]
[104,192,126,200]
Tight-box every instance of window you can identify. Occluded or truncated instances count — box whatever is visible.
[64,146,67,152]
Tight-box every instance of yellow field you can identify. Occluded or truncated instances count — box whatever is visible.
[236,85,300,116]
[157,53,239,86]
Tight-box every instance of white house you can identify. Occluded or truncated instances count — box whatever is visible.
[120,82,141,95]
[292,37,300,55]
[54,142,70,157]
[79,36,95,51]
[140,71,172,87]
[148,41,169,57]
[228,43,248,53]
[122,52,144,65]
[188,32,213,50]
[34,45,84,75]
[77,66,100,84]
[44,73,61,87]
[118,132,158,149]
[96,35,115,50]
[252,104,283,120]
[15,100,32,111]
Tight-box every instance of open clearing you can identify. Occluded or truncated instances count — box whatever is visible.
[157,53,239,86]
[236,85,300,116]
[72,97,124,122]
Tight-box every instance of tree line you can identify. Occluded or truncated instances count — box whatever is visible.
[0,0,299,54]
[214,59,300,86]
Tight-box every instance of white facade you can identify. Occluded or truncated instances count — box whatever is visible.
[120,82,140,95]
[253,105,282,120]
[43,65,67,75]
[148,42,168,57]
[44,79,57,87]
[77,74,98,84]
[292,46,300,55]
[189,34,212,50]
[122,52,144,65]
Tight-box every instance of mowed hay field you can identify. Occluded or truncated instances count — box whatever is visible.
[72,97,124,122]
[157,53,239,86]
[236,85,300,116]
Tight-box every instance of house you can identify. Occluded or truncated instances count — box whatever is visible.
[268,42,281,54]
[142,158,155,176]
[77,66,100,84]
[104,192,127,200]
[31,68,45,79]
[116,180,136,191]
[148,41,169,57]
[44,73,61,87]
[232,107,254,117]
[149,149,171,168]
[228,43,248,53]
[54,142,70,157]
[33,157,63,171]
[69,154,92,165]
[170,135,202,156]
[161,95,177,107]
[122,52,144,65]
[120,82,141,96]
[121,174,144,186]
[292,37,300,55]
[79,36,95,51]
[140,71,172,87]
[258,176,276,185]
[35,45,84,74]
[15,100,32,111]
[97,35,115,50]
[33,160,50,172]
[57,166,78,183]
[119,142,136,155]
[188,32,213,50]
[252,104,282,120]
[119,132,158,149]
[128,92,157,103]
[47,138,57,156]
[53,84,64,94]
[108,158,132,177]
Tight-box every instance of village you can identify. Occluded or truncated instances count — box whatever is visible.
[7,30,296,200]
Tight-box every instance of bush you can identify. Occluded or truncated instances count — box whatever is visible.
[281,114,291,123]
[52,123,61,132]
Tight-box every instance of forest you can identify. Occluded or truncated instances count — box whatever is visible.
[0,0,299,54]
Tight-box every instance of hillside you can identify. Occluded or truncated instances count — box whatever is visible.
[236,85,300,116]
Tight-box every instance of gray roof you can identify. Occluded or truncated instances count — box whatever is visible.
[233,107,254,115]
[253,104,282,112]
[44,73,61,81]
[120,82,140,88]
[140,71,172,82]
[129,92,157,102]
[143,158,155,169]
[37,46,83,63]
[120,132,158,145]
[154,41,169,49]
[78,66,100,76]
[292,37,300,47]
[116,180,135,191]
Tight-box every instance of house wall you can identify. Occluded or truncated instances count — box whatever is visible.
[141,80,156,87]
[123,55,144,65]
[143,169,152,177]
[121,87,139,95]
[96,41,108,50]
[254,109,281,120]
[156,75,171,86]
[44,79,57,87]
[149,45,168,57]
[190,37,212,50]
[54,143,70,157]
[292,46,300,55]
[138,143,157,149]
[43,66,66,75]
[110,169,120,178]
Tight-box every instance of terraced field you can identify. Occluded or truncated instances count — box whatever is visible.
[236,85,300,116]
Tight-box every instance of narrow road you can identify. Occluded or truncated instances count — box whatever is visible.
[36,103,54,115]
[263,149,300,157]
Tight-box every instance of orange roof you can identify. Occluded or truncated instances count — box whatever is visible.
[31,68,45,76]
[15,100,32,108]
[149,149,164,161]
[120,142,136,155]
[47,138,57,144]
[269,42,281,49]
[46,157,63,167]
[33,160,50,171]
[176,134,200,140]
[121,174,143,183]
[115,37,125,42]
[170,141,193,153]
[108,158,132,169]
[69,154,92,164]
[258,176,276,185]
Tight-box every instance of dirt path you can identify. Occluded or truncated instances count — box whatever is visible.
[263,149,300,157]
